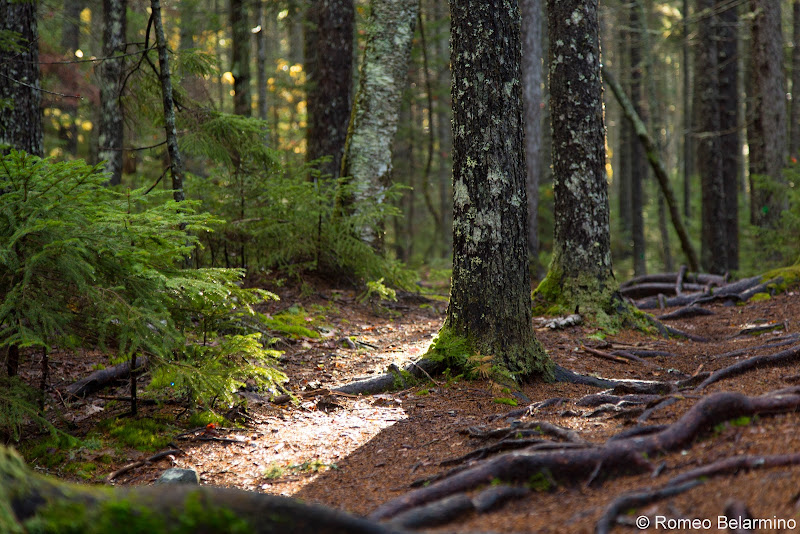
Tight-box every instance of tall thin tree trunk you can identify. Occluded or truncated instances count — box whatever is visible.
[305,0,354,178]
[521,0,543,272]
[98,0,127,186]
[718,0,739,270]
[255,0,269,122]
[231,0,252,117]
[747,0,787,228]
[682,0,692,220]
[151,0,186,202]
[791,0,800,161]
[629,4,647,276]
[60,0,83,156]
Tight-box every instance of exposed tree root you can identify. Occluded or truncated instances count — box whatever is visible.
[657,305,715,321]
[612,349,677,358]
[620,271,726,290]
[713,333,800,359]
[595,452,800,534]
[387,485,530,530]
[694,344,800,391]
[370,390,800,521]
[635,275,769,310]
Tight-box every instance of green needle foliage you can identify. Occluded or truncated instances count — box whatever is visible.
[0,151,287,438]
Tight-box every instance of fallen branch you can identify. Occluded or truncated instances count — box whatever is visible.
[657,306,715,321]
[370,390,800,521]
[106,449,183,482]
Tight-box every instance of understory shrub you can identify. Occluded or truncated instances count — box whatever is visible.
[0,150,286,439]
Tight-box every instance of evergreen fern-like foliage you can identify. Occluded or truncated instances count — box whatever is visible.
[0,151,287,438]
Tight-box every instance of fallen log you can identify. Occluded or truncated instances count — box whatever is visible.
[620,271,726,289]
[620,282,707,299]
[370,390,800,521]
[64,357,148,399]
[0,446,406,534]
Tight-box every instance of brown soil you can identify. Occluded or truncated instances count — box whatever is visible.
[16,283,800,533]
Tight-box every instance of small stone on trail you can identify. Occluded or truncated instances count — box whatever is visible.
[155,468,199,485]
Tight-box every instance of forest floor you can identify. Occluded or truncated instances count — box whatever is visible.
[15,276,800,533]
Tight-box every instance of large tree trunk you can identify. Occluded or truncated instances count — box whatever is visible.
[305,0,354,179]
[747,0,787,228]
[255,0,269,122]
[536,0,616,314]
[520,0,543,269]
[682,0,692,220]
[0,446,402,534]
[0,0,43,156]
[339,0,417,248]
[60,0,83,156]
[230,0,252,117]
[98,0,127,186]
[441,0,550,379]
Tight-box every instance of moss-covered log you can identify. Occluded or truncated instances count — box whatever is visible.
[0,446,405,534]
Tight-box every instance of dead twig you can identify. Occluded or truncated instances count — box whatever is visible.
[107,449,182,482]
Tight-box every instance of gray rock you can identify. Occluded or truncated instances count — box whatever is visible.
[155,468,199,485]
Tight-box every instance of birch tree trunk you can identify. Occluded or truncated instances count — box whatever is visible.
[0,0,43,157]
[440,0,550,379]
[98,0,127,185]
[339,0,418,247]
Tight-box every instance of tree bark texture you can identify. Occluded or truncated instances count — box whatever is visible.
[791,0,800,161]
[629,4,647,276]
[447,0,548,377]
[520,0,543,264]
[305,0,354,178]
[339,0,417,245]
[255,1,269,121]
[695,0,727,274]
[682,0,692,219]
[616,26,632,254]
[98,0,127,185]
[230,0,252,117]
[717,0,739,270]
[546,0,614,289]
[59,0,83,155]
[0,0,43,157]
[151,0,186,202]
[747,0,787,227]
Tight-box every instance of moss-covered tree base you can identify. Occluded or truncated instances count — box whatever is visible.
[532,267,651,334]
[0,446,402,534]
[424,324,553,385]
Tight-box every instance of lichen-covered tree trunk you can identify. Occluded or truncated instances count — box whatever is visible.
[747,0,787,228]
[98,0,127,185]
[0,0,43,156]
[230,0,251,117]
[521,0,543,268]
[696,0,727,274]
[151,0,185,202]
[305,0,354,178]
[441,0,550,379]
[535,0,616,316]
[0,446,401,534]
[339,0,417,246]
